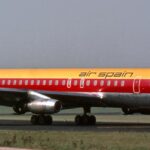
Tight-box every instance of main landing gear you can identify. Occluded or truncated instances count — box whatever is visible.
[75,107,96,125]
[30,107,96,126]
[31,115,52,125]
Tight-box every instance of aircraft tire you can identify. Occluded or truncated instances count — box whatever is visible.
[44,115,53,125]
[31,115,52,125]
[82,115,90,125]
[13,105,26,115]
[75,115,96,126]
[122,108,134,115]
[31,115,39,125]
[75,115,82,125]
[38,115,46,125]
[89,115,96,125]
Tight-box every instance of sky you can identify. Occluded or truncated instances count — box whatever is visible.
[0,0,150,68]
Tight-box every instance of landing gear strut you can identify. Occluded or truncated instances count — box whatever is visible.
[75,107,96,125]
[31,115,52,125]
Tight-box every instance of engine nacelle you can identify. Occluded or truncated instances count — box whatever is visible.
[27,99,62,114]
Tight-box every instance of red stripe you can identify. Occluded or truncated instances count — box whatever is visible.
[0,78,144,93]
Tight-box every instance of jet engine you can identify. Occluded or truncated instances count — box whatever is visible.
[26,91,62,114]
[27,99,61,114]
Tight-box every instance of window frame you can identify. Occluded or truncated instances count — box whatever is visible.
[43,80,46,86]
[62,80,66,86]
[100,80,104,86]
[93,80,98,86]
[55,80,59,86]
[121,80,125,87]
[49,80,52,86]
[13,80,17,85]
[107,80,111,86]
[73,80,78,86]
[86,80,90,86]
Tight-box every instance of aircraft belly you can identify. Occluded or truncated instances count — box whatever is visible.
[0,88,150,109]
[102,93,150,108]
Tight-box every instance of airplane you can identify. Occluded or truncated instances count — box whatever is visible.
[0,68,149,125]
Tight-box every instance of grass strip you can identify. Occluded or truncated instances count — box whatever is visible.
[0,131,149,150]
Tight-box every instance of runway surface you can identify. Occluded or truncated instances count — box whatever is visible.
[0,109,150,132]
[0,119,150,132]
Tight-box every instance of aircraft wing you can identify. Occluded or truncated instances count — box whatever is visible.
[0,88,102,109]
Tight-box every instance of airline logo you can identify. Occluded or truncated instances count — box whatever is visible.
[79,71,134,78]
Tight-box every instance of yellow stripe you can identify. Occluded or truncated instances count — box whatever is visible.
[0,68,149,79]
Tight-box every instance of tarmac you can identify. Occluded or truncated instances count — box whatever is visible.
[2,108,150,150]
[0,119,150,132]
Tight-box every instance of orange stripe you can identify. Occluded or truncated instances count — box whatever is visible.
[0,68,149,79]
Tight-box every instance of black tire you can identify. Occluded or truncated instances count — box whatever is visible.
[122,108,134,115]
[45,115,52,125]
[13,105,26,115]
[38,115,46,125]
[31,115,39,125]
[82,115,90,125]
[75,115,82,125]
[89,115,96,125]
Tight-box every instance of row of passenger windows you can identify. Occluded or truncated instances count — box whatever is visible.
[81,80,125,87]
[0,79,125,87]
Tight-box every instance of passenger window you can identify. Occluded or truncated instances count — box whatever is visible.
[7,80,11,85]
[43,80,46,86]
[55,80,59,86]
[2,80,5,85]
[100,80,104,86]
[25,80,28,85]
[19,80,22,85]
[13,80,17,85]
[114,80,118,86]
[36,80,40,85]
[107,80,111,86]
[31,80,34,85]
[121,80,125,87]
[86,80,90,86]
[62,80,66,86]
[73,80,78,86]
[49,80,52,86]
[93,80,97,86]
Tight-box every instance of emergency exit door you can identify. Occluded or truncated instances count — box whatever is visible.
[133,77,141,93]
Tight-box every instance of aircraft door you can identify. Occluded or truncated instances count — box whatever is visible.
[80,78,85,88]
[133,77,141,94]
[67,79,72,88]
